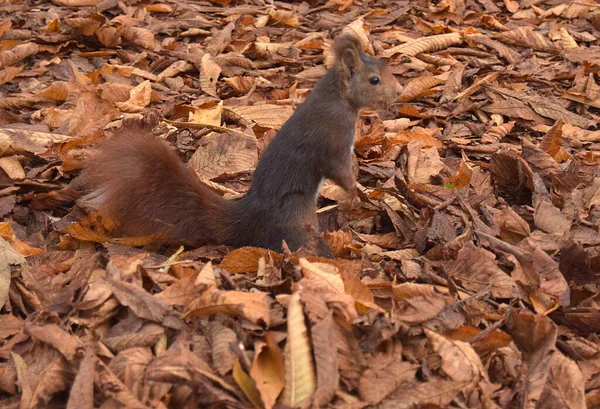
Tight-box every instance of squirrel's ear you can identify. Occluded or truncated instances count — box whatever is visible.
[334,34,363,80]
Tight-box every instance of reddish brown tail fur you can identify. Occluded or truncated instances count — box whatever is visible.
[80,129,234,246]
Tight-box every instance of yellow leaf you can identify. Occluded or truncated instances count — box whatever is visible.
[280,292,316,406]
[189,101,222,126]
[233,361,264,409]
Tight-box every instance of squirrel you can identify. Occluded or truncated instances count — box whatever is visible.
[81,34,402,257]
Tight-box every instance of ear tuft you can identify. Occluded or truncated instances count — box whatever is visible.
[333,34,363,79]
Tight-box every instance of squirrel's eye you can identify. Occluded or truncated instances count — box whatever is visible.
[369,77,381,85]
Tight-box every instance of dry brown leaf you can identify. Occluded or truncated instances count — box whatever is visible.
[447,242,519,299]
[268,8,299,27]
[0,128,72,156]
[0,156,24,180]
[63,212,118,244]
[36,81,74,101]
[383,33,463,58]
[544,352,586,409]
[392,282,447,323]
[189,132,258,179]
[51,0,102,5]
[494,26,557,52]
[25,323,81,361]
[490,205,531,244]
[154,271,199,306]
[66,346,95,409]
[115,80,152,113]
[0,237,25,308]
[386,130,443,149]
[72,280,112,310]
[0,20,11,38]
[539,120,570,162]
[533,199,571,234]
[11,347,71,408]
[205,322,238,376]
[184,287,271,326]
[398,74,447,102]
[157,60,193,81]
[559,27,578,49]
[219,247,283,273]
[466,34,521,64]
[223,76,255,94]
[88,64,158,82]
[456,72,501,101]
[322,230,352,258]
[0,42,38,68]
[251,334,285,409]
[0,65,22,85]
[425,328,487,384]
[253,42,291,58]
[105,275,171,323]
[144,4,173,12]
[340,18,371,52]
[200,54,222,97]
[505,310,557,408]
[481,121,514,144]
[310,312,340,406]
[280,292,316,407]
[95,358,148,409]
[480,233,569,305]
[299,258,345,294]
[122,26,155,49]
[406,140,446,184]
[443,157,473,188]
[378,378,465,409]
[358,354,417,404]
[194,261,218,290]
[0,222,43,256]
[227,104,294,129]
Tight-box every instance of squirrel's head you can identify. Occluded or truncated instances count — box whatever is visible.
[333,34,402,110]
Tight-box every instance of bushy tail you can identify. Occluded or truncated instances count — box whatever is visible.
[80,128,233,246]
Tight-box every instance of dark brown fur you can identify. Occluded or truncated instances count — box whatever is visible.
[81,34,402,256]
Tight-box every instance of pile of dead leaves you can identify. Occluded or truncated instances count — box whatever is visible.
[1,0,600,408]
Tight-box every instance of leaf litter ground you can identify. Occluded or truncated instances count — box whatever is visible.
[0,0,599,408]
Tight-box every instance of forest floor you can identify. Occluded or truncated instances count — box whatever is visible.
[0,0,599,408]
